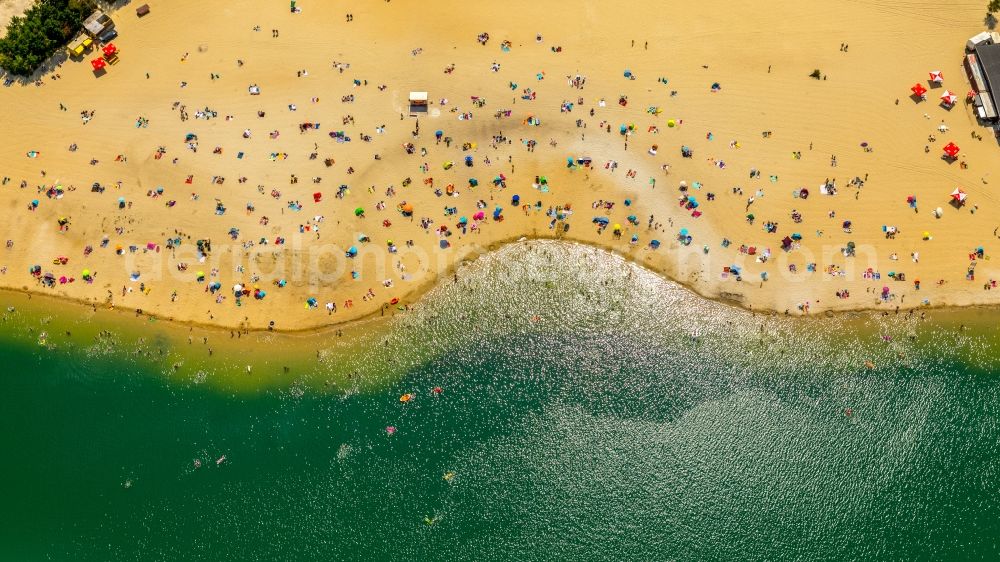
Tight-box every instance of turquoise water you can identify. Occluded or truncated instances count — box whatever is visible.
[1,241,998,560]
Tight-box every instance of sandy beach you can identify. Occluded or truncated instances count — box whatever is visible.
[1,0,998,330]
[0,0,32,30]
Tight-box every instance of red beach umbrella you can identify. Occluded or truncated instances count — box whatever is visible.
[943,142,960,158]
[910,83,927,97]
[102,43,117,57]
[950,187,967,203]
[940,90,957,105]
[929,70,943,83]
[91,58,106,71]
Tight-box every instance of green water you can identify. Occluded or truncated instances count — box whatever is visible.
[1,241,998,560]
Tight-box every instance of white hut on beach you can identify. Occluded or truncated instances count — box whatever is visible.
[409,91,428,114]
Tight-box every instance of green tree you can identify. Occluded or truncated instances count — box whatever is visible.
[991,0,1000,13]
[0,0,89,76]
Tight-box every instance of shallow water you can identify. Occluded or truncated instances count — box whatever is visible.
[0,241,998,560]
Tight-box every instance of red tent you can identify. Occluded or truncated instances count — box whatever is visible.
[911,83,927,97]
[943,142,960,158]
[102,43,117,57]
[940,90,958,105]
[91,58,106,71]
[929,70,943,83]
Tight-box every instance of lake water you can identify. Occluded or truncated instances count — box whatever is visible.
[1,241,997,560]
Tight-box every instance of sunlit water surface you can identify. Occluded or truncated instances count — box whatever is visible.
[0,241,997,560]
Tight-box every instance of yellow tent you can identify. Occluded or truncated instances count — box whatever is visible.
[68,36,92,56]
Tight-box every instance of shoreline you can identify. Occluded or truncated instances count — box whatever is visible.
[3,237,1000,338]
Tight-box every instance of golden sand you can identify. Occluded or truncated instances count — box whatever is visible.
[0,0,33,29]
[1,0,998,330]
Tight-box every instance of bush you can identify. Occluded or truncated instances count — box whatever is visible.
[0,0,90,76]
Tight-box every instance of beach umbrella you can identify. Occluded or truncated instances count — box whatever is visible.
[940,90,957,105]
[312,192,322,202]
[354,207,365,216]
[910,83,927,97]
[459,216,468,224]
[950,187,967,203]
[91,58,106,71]
[929,70,943,83]
[942,142,960,158]
[346,246,358,257]
[102,43,117,57]
[400,202,414,214]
